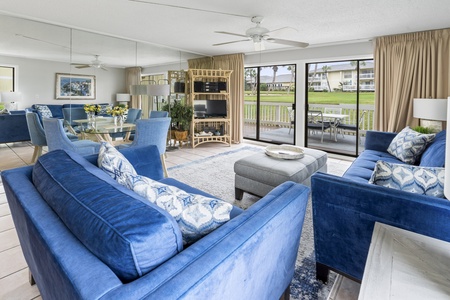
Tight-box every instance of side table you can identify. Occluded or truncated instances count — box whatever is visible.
[359,222,450,299]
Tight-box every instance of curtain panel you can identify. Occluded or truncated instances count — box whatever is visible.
[188,53,245,143]
[374,28,450,132]
[125,67,142,109]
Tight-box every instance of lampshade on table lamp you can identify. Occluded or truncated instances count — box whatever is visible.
[116,93,130,105]
[444,96,450,199]
[0,91,22,110]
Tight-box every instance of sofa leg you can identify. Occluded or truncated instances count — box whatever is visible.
[316,262,330,284]
[29,269,36,286]
[235,188,244,200]
[279,284,290,300]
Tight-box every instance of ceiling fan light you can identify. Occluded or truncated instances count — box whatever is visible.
[254,41,265,51]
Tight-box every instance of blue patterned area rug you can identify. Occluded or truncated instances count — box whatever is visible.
[168,145,348,299]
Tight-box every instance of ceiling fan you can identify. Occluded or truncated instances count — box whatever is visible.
[71,55,108,71]
[213,16,309,51]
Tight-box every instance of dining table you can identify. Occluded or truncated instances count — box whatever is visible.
[321,113,349,141]
[73,117,135,145]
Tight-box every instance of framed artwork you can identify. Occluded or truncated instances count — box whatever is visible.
[55,73,96,100]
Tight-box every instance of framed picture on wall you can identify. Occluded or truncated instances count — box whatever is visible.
[55,73,96,100]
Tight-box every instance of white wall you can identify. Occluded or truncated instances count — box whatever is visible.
[0,55,127,109]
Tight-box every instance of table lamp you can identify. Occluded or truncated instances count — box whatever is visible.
[413,98,447,131]
[445,96,450,199]
[1,91,22,110]
[116,93,130,105]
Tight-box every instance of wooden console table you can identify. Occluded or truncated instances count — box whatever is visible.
[359,222,450,299]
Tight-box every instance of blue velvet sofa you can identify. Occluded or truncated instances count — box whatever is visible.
[311,130,447,283]
[2,145,310,300]
[0,110,31,143]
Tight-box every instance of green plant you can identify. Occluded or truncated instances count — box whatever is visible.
[412,126,434,134]
[162,100,193,131]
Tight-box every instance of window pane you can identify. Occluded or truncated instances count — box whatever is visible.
[0,66,14,92]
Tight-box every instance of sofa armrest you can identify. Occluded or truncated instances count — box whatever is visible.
[364,130,397,152]
[103,182,310,299]
[311,172,450,280]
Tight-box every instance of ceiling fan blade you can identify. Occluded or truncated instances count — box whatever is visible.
[75,65,91,69]
[101,67,108,71]
[215,31,248,38]
[265,38,309,48]
[266,26,297,34]
[213,39,250,46]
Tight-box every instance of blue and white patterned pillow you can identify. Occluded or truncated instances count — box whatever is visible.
[97,142,137,187]
[126,173,232,245]
[387,127,435,164]
[35,105,53,118]
[369,160,445,198]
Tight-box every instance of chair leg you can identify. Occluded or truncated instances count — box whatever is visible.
[29,269,36,286]
[160,154,168,178]
[32,146,43,163]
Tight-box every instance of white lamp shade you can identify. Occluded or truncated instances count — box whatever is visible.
[116,93,130,102]
[413,98,448,121]
[148,84,170,96]
[1,91,22,103]
[445,96,450,199]
[130,85,149,96]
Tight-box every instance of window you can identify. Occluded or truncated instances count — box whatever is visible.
[0,66,15,92]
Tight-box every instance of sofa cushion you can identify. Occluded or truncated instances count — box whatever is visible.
[387,126,435,164]
[127,173,232,245]
[32,149,183,282]
[369,160,445,198]
[97,142,137,187]
[420,130,446,167]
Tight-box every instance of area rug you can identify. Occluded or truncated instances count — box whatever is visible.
[168,145,350,300]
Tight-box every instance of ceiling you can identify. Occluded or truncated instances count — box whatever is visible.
[0,0,449,68]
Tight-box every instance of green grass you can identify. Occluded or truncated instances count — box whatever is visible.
[244,91,375,105]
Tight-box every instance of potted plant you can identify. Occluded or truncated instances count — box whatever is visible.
[162,100,194,141]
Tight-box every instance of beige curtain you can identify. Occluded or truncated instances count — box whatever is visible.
[125,67,142,109]
[374,28,450,132]
[188,53,245,143]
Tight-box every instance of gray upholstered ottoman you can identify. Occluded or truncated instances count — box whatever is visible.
[234,147,327,199]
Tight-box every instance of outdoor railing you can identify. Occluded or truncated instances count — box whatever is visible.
[243,101,375,133]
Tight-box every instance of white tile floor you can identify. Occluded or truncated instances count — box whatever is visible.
[0,141,358,299]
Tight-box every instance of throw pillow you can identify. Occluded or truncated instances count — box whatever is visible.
[97,142,137,187]
[126,173,233,245]
[35,105,53,119]
[369,160,445,198]
[420,130,446,167]
[387,126,435,164]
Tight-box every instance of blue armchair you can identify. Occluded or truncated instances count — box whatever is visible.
[43,118,101,156]
[25,112,47,162]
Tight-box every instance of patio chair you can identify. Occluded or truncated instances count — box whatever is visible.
[307,110,331,143]
[43,118,101,156]
[287,107,295,134]
[337,110,366,144]
[117,118,171,177]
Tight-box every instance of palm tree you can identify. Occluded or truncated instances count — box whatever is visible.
[287,65,295,94]
[322,65,332,92]
[245,68,257,95]
[270,66,278,92]
[308,64,318,91]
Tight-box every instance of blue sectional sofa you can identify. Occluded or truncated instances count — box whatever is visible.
[0,110,30,143]
[2,145,310,300]
[311,130,447,282]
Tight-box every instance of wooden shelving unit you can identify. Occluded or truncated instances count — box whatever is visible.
[188,69,233,148]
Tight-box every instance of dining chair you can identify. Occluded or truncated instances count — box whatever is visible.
[337,110,367,144]
[43,118,101,156]
[118,118,171,177]
[25,112,47,163]
[307,110,331,143]
[62,107,87,131]
[149,110,169,118]
[111,108,142,141]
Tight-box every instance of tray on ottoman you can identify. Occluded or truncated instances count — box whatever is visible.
[234,147,327,199]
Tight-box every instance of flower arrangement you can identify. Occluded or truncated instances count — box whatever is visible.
[107,104,128,116]
[84,104,101,114]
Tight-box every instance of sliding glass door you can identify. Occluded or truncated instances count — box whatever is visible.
[244,64,296,144]
[306,59,374,156]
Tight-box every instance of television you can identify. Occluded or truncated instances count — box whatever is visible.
[206,100,227,117]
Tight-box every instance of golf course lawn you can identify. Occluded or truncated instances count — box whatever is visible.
[244,91,375,105]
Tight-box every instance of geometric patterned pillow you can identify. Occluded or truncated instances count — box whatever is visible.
[35,105,53,118]
[126,173,233,245]
[387,126,435,164]
[97,142,137,187]
[369,160,445,198]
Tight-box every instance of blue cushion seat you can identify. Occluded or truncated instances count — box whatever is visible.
[420,130,446,167]
[32,149,183,282]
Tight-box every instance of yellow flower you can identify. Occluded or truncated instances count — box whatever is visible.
[84,104,101,113]
[107,104,128,116]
